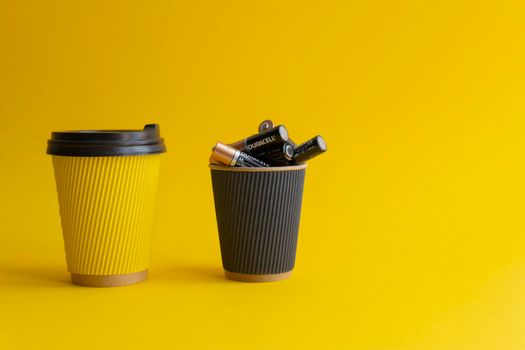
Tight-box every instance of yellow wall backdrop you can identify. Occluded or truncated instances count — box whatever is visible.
[1,0,525,349]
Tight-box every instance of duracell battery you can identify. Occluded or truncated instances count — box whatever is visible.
[255,141,295,166]
[292,135,327,163]
[211,142,269,168]
[230,125,288,154]
[258,120,274,133]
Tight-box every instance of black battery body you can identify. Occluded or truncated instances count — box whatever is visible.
[292,135,327,163]
[252,141,295,166]
[230,125,289,154]
[232,150,270,167]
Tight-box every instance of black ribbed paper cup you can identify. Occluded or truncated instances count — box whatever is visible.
[210,164,306,282]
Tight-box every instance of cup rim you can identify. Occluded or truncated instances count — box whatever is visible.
[209,163,307,172]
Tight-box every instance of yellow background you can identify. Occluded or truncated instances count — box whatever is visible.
[1,0,525,349]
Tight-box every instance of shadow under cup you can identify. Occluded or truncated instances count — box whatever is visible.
[210,164,306,282]
[47,124,166,287]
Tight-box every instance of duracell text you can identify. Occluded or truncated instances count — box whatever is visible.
[230,125,288,154]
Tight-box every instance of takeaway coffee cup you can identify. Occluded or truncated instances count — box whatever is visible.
[47,124,166,287]
[210,164,306,282]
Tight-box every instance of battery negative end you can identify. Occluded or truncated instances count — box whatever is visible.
[316,135,327,152]
[258,120,274,133]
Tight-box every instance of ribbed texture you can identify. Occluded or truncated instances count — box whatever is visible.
[211,168,305,275]
[52,155,161,275]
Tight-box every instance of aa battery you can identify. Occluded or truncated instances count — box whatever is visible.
[253,141,295,166]
[211,142,269,168]
[258,120,274,133]
[230,125,288,154]
[292,135,327,163]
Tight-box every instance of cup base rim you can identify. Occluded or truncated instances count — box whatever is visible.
[224,270,292,282]
[70,269,148,287]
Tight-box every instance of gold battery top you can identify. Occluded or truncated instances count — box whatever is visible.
[211,142,237,166]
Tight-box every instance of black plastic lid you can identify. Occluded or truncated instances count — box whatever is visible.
[47,124,167,156]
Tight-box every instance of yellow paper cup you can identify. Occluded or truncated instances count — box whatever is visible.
[47,124,166,287]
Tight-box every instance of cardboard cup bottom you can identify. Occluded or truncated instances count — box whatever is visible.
[224,270,292,283]
[71,270,148,287]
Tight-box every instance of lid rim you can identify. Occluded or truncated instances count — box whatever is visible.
[46,124,166,156]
